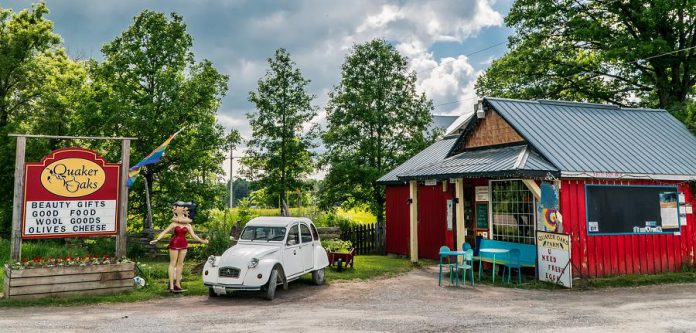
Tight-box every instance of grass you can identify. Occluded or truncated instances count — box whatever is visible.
[0,254,413,307]
[224,206,376,225]
[336,208,376,224]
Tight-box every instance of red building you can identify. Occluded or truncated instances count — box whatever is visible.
[378,97,696,278]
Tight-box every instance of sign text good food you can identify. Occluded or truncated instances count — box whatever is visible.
[536,231,572,288]
[22,148,120,239]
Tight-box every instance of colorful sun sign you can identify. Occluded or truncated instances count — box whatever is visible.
[22,148,121,239]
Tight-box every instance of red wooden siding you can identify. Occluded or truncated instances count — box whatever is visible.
[385,185,409,255]
[561,179,696,278]
[417,184,451,259]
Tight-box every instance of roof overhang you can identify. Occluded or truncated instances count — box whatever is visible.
[561,171,696,181]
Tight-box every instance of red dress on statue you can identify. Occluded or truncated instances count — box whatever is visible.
[168,226,189,250]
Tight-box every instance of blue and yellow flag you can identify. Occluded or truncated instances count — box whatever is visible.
[127,128,185,187]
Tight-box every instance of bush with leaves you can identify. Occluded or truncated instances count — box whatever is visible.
[321,239,353,253]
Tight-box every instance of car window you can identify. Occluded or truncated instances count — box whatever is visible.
[310,224,319,241]
[286,224,299,246]
[300,223,312,243]
[240,226,286,241]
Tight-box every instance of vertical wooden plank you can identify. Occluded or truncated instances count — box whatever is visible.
[116,139,130,258]
[455,178,465,264]
[409,180,418,262]
[10,136,26,262]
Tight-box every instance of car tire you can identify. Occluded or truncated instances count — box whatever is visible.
[265,267,279,301]
[208,287,219,297]
[312,268,325,285]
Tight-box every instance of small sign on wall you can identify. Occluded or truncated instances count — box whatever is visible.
[536,231,572,288]
[475,186,489,202]
[446,199,453,230]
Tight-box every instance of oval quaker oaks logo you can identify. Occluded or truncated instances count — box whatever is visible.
[40,158,106,197]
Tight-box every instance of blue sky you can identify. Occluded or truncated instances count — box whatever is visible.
[4,0,514,177]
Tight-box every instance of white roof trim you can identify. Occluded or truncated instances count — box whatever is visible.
[513,145,529,169]
[561,171,696,181]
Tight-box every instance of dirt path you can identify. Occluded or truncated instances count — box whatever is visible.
[2,268,696,332]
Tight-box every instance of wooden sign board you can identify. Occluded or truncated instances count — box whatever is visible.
[536,231,572,288]
[22,148,121,239]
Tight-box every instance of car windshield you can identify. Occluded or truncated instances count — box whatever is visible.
[240,226,287,241]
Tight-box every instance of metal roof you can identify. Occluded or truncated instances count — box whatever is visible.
[397,145,558,180]
[485,98,696,177]
[376,136,458,184]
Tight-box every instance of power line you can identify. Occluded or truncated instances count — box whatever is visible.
[417,41,507,75]
[638,45,696,61]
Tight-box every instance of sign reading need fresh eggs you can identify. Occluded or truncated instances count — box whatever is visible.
[22,148,121,239]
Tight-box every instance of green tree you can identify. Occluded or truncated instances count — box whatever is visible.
[80,10,237,227]
[0,4,87,236]
[321,39,434,231]
[243,48,317,216]
[476,0,696,116]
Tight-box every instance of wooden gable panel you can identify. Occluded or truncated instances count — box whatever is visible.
[463,109,524,149]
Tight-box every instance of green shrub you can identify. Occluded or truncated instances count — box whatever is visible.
[205,210,234,256]
[321,239,353,253]
[314,212,358,232]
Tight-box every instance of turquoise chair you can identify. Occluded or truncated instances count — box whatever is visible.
[463,242,472,251]
[438,246,456,286]
[502,248,522,285]
[456,249,475,287]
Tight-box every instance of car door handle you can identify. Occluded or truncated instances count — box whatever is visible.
[293,250,297,255]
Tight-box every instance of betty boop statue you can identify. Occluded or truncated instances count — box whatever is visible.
[151,201,208,292]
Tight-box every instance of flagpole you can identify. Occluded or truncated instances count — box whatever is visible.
[143,170,154,235]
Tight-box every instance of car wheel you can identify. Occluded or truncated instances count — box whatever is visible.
[312,268,325,285]
[208,287,219,297]
[265,267,279,301]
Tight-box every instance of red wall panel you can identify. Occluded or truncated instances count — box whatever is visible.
[561,179,696,278]
[385,185,410,255]
[417,184,450,259]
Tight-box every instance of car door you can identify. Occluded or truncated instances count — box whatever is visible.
[282,223,302,277]
[299,223,314,272]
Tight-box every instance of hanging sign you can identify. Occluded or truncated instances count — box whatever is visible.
[536,231,572,288]
[475,186,489,202]
[22,148,121,239]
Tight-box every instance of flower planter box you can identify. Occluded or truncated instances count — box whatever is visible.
[3,262,135,300]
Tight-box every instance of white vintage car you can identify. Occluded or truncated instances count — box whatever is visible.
[203,216,329,300]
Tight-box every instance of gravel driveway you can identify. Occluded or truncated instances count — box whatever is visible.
[2,267,696,332]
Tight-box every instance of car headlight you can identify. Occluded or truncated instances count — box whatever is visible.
[248,258,259,268]
[208,255,219,267]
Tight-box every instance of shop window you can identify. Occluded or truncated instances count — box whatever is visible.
[490,180,536,244]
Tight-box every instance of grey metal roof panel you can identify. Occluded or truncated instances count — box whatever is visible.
[397,145,558,180]
[485,98,696,176]
[376,136,458,184]
[431,115,459,131]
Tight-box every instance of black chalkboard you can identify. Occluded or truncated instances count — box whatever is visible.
[585,185,680,235]
[476,203,488,229]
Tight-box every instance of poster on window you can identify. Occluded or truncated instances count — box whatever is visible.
[537,182,560,232]
[536,231,572,288]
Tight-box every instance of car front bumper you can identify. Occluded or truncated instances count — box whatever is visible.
[203,282,262,291]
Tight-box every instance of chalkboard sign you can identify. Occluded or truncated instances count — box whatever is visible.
[586,185,680,235]
[476,203,488,229]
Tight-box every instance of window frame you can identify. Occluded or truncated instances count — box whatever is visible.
[488,179,537,245]
[299,223,313,244]
[286,223,300,246]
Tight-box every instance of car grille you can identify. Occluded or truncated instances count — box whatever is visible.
[219,267,240,278]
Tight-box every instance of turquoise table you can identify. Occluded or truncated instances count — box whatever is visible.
[478,248,509,283]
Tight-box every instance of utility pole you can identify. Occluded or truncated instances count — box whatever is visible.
[229,150,234,209]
